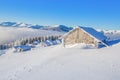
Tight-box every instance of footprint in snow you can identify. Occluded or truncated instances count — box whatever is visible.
[23,65,32,73]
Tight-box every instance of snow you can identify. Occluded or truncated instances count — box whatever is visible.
[65,43,96,49]
[0,26,120,80]
[0,50,6,56]
[105,31,120,41]
[97,29,120,40]
[14,45,31,52]
[0,43,120,80]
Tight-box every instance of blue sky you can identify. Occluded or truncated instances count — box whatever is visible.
[0,0,120,30]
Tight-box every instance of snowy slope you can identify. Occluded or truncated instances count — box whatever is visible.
[0,44,120,80]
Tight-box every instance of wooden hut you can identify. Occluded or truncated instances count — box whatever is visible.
[14,45,31,52]
[62,26,108,48]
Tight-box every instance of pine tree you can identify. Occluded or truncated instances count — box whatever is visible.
[0,45,2,50]
[45,36,48,41]
[39,37,42,42]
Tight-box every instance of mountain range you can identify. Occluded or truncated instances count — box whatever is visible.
[0,22,73,32]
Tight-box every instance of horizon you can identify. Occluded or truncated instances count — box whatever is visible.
[0,0,120,30]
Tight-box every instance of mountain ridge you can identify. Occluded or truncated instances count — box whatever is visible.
[0,22,73,32]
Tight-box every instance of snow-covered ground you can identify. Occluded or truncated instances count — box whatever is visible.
[0,27,120,80]
[0,43,120,80]
[0,27,64,44]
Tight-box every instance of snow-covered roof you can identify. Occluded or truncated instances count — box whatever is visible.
[79,26,107,41]
[14,45,31,51]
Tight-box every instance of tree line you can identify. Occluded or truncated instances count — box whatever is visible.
[0,35,62,50]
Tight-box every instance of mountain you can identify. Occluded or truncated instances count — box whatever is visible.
[30,25,44,29]
[0,22,17,27]
[14,23,31,27]
[52,25,73,32]
[41,25,73,32]
[0,22,29,27]
[0,22,73,32]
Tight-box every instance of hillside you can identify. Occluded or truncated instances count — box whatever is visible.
[0,43,120,80]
